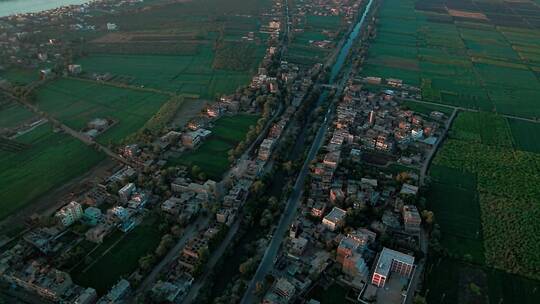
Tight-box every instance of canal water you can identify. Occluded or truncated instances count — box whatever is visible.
[0,0,89,17]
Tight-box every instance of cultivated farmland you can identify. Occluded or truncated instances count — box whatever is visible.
[169,114,259,180]
[33,78,169,144]
[72,215,161,294]
[362,0,540,118]
[425,111,540,302]
[0,123,104,221]
[76,0,272,99]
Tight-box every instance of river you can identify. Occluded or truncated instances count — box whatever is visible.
[0,0,89,17]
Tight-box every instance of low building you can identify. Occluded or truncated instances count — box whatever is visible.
[74,288,98,304]
[322,207,347,231]
[83,207,102,226]
[400,183,418,196]
[258,138,275,161]
[97,279,130,304]
[85,223,113,243]
[371,247,415,288]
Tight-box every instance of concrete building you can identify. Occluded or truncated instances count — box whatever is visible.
[118,183,136,202]
[402,205,421,232]
[55,201,83,227]
[83,207,102,226]
[258,138,275,161]
[97,279,130,303]
[322,207,347,231]
[371,247,415,288]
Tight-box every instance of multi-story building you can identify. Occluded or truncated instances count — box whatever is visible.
[55,201,83,227]
[118,183,136,202]
[403,205,422,232]
[371,247,415,288]
[322,207,347,231]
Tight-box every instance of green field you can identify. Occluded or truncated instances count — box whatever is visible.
[362,0,540,118]
[169,114,259,180]
[34,78,169,144]
[76,0,271,99]
[77,48,254,99]
[425,258,540,304]
[0,69,39,85]
[425,110,540,302]
[401,100,453,116]
[287,13,345,66]
[508,118,540,154]
[0,124,104,220]
[72,215,161,294]
[431,112,540,277]
[0,102,36,129]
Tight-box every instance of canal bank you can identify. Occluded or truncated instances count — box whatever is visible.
[239,0,376,302]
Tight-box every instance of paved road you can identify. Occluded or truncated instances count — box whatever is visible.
[135,216,210,297]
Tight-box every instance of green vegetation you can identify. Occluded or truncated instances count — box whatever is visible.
[431,112,540,278]
[213,42,264,71]
[0,69,39,85]
[508,119,540,154]
[77,0,272,98]
[307,283,349,304]
[72,215,162,294]
[77,49,252,99]
[0,102,36,129]
[169,114,259,180]
[0,124,104,220]
[34,78,169,144]
[401,100,453,116]
[425,110,540,303]
[287,14,344,66]
[363,0,540,118]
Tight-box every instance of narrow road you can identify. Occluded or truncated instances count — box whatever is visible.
[3,89,135,167]
[135,216,210,297]
[419,108,458,186]
[182,219,240,303]
[399,97,540,124]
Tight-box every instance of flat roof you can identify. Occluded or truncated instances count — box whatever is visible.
[374,247,414,277]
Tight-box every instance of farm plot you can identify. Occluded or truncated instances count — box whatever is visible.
[507,118,540,154]
[72,215,161,294]
[427,165,484,263]
[0,101,36,129]
[77,45,253,99]
[34,78,169,144]
[169,114,259,180]
[287,14,345,66]
[425,258,540,304]
[0,68,39,85]
[430,112,540,280]
[0,123,104,220]
[362,0,540,118]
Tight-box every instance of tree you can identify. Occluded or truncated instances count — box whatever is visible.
[413,295,427,304]
[469,283,482,296]
[138,254,156,271]
[191,165,201,177]
[252,180,265,195]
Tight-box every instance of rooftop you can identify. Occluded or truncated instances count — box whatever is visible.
[374,247,414,278]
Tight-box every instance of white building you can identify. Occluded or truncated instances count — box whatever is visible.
[55,201,83,227]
